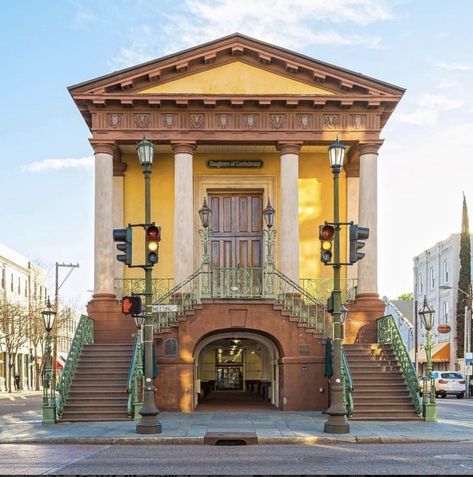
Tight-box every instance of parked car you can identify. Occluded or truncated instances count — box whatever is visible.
[431,371,466,398]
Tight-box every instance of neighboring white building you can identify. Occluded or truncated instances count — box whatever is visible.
[0,242,48,391]
[413,234,473,372]
[384,297,414,353]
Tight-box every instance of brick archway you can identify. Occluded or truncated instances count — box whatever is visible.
[193,330,281,408]
[155,300,329,412]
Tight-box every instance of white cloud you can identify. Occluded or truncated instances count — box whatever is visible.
[436,79,459,89]
[435,61,473,71]
[21,157,94,173]
[395,93,463,126]
[111,0,392,68]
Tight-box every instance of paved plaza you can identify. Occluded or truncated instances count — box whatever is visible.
[1,391,473,445]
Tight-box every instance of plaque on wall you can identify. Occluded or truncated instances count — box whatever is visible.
[207,160,263,169]
[164,339,178,356]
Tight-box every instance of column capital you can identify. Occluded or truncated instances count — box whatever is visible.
[89,139,117,156]
[277,142,303,155]
[171,142,196,155]
[358,140,384,156]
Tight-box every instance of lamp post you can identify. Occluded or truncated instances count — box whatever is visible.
[135,138,162,434]
[198,198,212,297]
[41,297,57,424]
[324,137,349,434]
[263,200,276,297]
[419,296,437,422]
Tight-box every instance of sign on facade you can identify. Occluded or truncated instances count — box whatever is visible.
[207,160,263,169]
[152,304,178,313]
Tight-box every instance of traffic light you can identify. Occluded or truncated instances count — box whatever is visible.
[349,224,370,263]
[319,224,335,264]
[121,296,142,316]
[113,227,132,266]
[145,225,161,265]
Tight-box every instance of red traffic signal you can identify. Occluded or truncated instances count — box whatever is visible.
[122,296,142,316]
[319,224,335,264]
[145,225,161,265]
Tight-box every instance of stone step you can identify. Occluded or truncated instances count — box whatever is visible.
[68,391,129,399]
[354,396,413,403]
[353,390,411,397]
[351,415,423,421]
[60,411,130,421]
[355,403,416,410]
[64,403,127,412]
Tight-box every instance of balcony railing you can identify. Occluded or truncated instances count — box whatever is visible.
[114,278,174,302]
[300,278,357,304]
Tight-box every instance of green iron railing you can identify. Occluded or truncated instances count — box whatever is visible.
[114,278,174,302]
[377,314,422,415]
[127,331,144,420]
[272,267,329,335]
[342,348,354,417]
[300,278,357,304]
[153,268,203,332]
[56,315,94,417]
[150,266,328,336]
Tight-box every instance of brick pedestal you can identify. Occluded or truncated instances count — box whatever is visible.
[345,293,385,343]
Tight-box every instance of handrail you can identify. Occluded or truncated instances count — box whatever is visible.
[272,267,328,335]
[56,315,94,417]
[300,278,358,304]
[154,267,203,304]
[342,348,354,417]
[377,314,422,414]
[114,278,174,302]
[127,331,143,419]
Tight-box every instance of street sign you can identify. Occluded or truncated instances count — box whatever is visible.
[465,352,473,365]
[465,364,472,376]
[152,304,178,313]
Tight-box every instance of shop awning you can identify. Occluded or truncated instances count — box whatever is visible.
[411,341,450,363]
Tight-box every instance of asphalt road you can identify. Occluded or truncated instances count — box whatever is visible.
[2,442,473,475]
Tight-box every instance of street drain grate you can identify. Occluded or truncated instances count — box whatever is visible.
[204,432,258,445]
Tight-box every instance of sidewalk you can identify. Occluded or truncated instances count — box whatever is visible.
[1,392,472,445]
[1,409,473,445]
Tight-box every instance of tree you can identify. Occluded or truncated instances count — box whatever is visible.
[0,296,29,392]
[456,193,471,359]
[397,292,413,301]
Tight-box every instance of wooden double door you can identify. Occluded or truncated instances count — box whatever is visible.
[208,191,263,268]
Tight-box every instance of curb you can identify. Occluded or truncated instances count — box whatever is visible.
[0,436,471,445]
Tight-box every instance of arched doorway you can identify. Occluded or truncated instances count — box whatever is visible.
[193,331,280,410]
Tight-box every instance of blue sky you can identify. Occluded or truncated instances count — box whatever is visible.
[1,0,472,308]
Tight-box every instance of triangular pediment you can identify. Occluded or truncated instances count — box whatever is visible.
[137,61,335,96]
[70,33,404,98]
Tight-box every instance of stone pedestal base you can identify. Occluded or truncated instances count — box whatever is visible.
[345,293,386,343]
[86,293,135,343]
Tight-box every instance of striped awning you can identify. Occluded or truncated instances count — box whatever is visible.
[411,341,450,363]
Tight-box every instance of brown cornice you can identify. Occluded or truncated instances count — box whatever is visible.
[359,140,384,156]
[277,142,303,155]
[171,142,197,155]
[89,139,117,156]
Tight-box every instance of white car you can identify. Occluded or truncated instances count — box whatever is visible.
[431,371,466,399]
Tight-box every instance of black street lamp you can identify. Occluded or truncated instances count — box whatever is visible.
[263,199,276,297]
[324,137,350,434]
[135,137,162,434]
[419,296,436,422]
[41,297,57,424]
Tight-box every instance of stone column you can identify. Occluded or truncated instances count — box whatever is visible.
[357,142,381,297]
[346,175,359,283]
[87,141,135,344]
[277,142,302,283]
[345,142,384,344]
[92,142,116,296]
[172,142,196,285]
[113,161,127,282]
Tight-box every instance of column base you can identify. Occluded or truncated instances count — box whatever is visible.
[345,293,385,343]
[42,405,56,424]
[423,403,437,422]
[136,416,163,434]
[324,415,350,434]
[87,293,135,343]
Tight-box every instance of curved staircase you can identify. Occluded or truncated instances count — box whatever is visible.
[345,343,422,421]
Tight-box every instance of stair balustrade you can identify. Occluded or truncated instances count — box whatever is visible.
[127,331,144,420]
[271,267,328,334]
[342,348,354,417]
[377,314,422,414]
[56,315,94,418]
[149,266,328,336]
